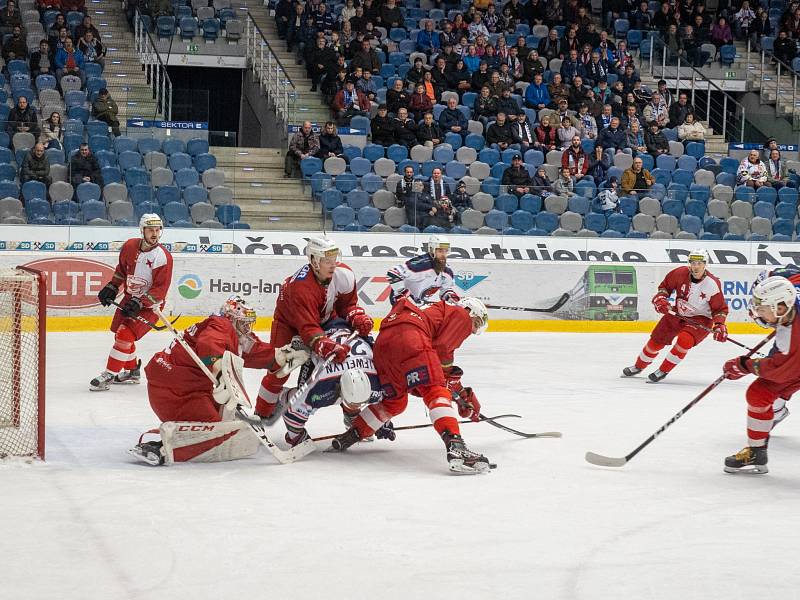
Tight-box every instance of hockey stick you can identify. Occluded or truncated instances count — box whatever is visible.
[310,414,526,442]
[585,331,775,468]
[477,412,562,438]
[486,293,570,314]
[670,312,763,355]
[151,307,307,465]
[110,300,181,331]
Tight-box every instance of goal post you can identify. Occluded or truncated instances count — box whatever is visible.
[0,266,46,460]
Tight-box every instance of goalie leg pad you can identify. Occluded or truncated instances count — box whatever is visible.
[160,420,260,464]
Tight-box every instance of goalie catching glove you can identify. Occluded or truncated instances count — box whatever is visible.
[273,337,311,376]
[346,306,374,336]
[444,365,481,422]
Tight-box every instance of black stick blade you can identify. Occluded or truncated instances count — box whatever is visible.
[585,451,628,467]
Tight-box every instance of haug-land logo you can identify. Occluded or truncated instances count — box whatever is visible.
[178,274,203,299]
[455,272,488,291]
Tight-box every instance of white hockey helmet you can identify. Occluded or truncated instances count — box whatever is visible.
[305,237,340,265]
[749,276,798,327]
[340,368,372,410]
[220,294,257,334]
[687,248,709,263]
[427,234,450,256]
[139,213,163,232]
[459,297,489,335]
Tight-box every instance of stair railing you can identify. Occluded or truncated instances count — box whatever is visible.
[134,11,172,121]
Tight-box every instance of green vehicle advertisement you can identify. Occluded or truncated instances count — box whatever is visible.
[557,265,639,321]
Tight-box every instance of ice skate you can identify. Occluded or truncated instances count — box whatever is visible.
[724,445,768,474]
[772,407,790,431]
[113,359,142,384]
[285,429,309,448]
[89,370,116,391]
[128,440,165,466]
[343,411,374,442]
[621,366,641,377]
[442,431,491,475]
[646,369,667,383]
[330,427,361,451]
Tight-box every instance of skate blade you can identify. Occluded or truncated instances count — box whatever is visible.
[127,447,163,466]
[724,465,769,474]
[89,384,111,392]
[448,460,492,475]
[645,378,664,384]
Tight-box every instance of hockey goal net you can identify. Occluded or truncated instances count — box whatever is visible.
[0,267,45,460]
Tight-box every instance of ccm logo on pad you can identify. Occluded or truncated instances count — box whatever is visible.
[178,425,216,432]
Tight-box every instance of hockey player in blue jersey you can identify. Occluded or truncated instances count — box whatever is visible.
[281,320,392,446]
[386,234,460,305]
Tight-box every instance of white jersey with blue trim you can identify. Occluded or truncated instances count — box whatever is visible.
[386,253,456,304]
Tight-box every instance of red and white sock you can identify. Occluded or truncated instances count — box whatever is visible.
[634,340,664,370]
[746,381,776,447]
[659,332,695,374]
[423,386,460,436]
[106,329,136,375]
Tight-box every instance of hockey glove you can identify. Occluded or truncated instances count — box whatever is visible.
[376,420,396,441]
[346,306,374,336]
[440,289,460,304]
[444,365,465,393]
[121,296,143,318]
[723,356,751,380]
[454,387,481,422]
[652,294,670,315]
[98,283,118,307]
[712,322,728,343]
[313,336,350,363]
[274,338,311,375]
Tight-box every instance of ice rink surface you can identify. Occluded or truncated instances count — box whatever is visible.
[4,330,800,600]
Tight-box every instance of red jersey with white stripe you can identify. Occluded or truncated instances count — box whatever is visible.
[380,298,473,366]
[273,262,359,346]
[749,270,800,384]
[658,266,728,323]
[111,238,173,307]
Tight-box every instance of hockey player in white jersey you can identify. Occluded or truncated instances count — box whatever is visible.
[281,319,392,446]
[386,235,459,305]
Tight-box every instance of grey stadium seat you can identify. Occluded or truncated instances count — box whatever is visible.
[410,145,432,162]
[384,173,402,193]
[649,230,673,239]
[632,213,655,233]
[144,151,168,171]
[50,163,68,183]
[475,225,498,235]
[0,197,24,218]
[202,168,225,188]
[750,216,772,237]
[668,141,684,157]
[456,147,477,164]
[324,156,346,176]
[712,184,733,203]
[49,181,73,203]
[727,215,750,236]
[470,192,494,212]
[459,176,480,195]
[544,195,568,214]
[191,202,216,225]
[638,196,661,217]
[551,228,576,236]
[373,158,396,177]
[469,161,490,180]
[151,167,174,187]
[730,200,753,219]
[460,208,484,230]
[694,169,715,187]
[674,231,697,240]
[103,182,128,204]
[655,213,679,235]
[614,153,633,170]
[108,200,134,224]
[371,189,395,210]
[383,206,406,228]
[209,185,233,205]
[707,198,730,219]
[576,228,599,237]
[560,211,583,232]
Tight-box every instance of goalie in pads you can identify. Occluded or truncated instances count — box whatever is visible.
[129,296,309,466]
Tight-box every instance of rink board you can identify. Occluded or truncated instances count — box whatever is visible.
[0,249,776,333]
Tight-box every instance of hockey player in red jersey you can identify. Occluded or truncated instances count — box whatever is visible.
[622,249,729,383]
[331,296,491,474]
[91,214,174,391]
[129,296,310,465]
[254,237,374,422]
[722,270,800,474]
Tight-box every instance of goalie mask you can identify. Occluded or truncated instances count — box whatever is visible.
[139,213,163,247]
[458,297,489,335]
[749,276,798,328]
[305,237,340,283]
[339,368,372,410]
[220,295,257,335]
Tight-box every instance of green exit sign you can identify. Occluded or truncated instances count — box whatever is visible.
[187,44,199,54]
[725,71,736,79]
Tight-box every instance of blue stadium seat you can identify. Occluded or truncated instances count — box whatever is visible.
[125,167,150,187]
[494,193,518,213]
[321,189,343,210]
[363,144,385,162]
[157,185,181,206]
[754,200,776,219]
[680,214,703,235]
[175,168,200,188]
[684,198,706,219]
[36,74,57,91]
[685,142,705,160]
[46,148,65,165]
[300,156,322,178]
[95,149,117,168]
[84,63,103,80]
[118,150,143,171]
[524,149,544,166]
[773,218,794,237]
[361,173,383,194]
[704,216,728,237]
[22,180,46,203]
[180,17,198,39]
[688,184,710,203]
[584,212,606,233]
[433,145,455,163]
[627,29,643,49]
[138,138,161,154]
[164,201,190,225]
[652,168,672,187]
[778,186,799,206]
[775,201,796,220]
[720,44,736,66]
[639,153,654,172]
[89,135,111,153]
[169,152,193,172]
[614,18,630,38]
[607,213,631,234]
[619,196,637,216]
[357,206,381,227]
[671,169,693,187]
[667,183,689,203]
[445,161,466,179]
[734,185,756,202]
[81,199,107,223]
[162,138,186,156]
[716,172,736,188]
[535,211,559,233]
[574,179,596,199]
[444,133,462,149]
[720,157,739,175]
[481,177,501,196]
[699,232,721,240]
[114,136,138,154]
[26,197,51,222]
[129,184,153,205]
[756,186,778,204]
[519,194,542,213]
[568,195,590,215]
[193,153,216,173]
[186,138,209,156]
[478,148,500,164]
[346,190,370,210]
[398,224,419,233]
[334,173,358,193]
[0,163,16,182]
[661,198,684,218]
[76,182,101,203]
[349,157,371,177]
[86,120,109,139]
[510,209,535,230]
[183,185,208,206]
[524,227,549,237]
[421,160,443,178]
[626,231,648,238]
[490,162,509,179]
[502,227,525,235]
[0,181,19,198]
[53,199,80,224]
[387,144,408,163]
[331,204,355,230]
[343,145,361,162]
[216,204,242,226]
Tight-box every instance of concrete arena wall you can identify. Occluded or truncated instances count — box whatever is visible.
[1,250,774,334]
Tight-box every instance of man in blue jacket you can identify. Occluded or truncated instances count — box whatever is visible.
[524,72,550,110]
[597,116,628,152]
[438,96,468,141]
[416,19,440,54]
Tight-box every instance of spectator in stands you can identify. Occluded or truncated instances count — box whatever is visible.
[596,103,614,131]
[49,27,69,58]
[78,31,105,69]
[450,180,471,221]
[710,16,733,55]
[596,177,620,215]
[393,108,418,149]
[511,111,535,152]
[93,89,121,137]
[49,14,66,40]
[308,36,336,92]
[378,0,404,29]
[576,103,598,140]
[501,154,532,197]
[553,166,577,198]
[569,75,590,109]
[645,121,669,159]
[55,38,86,86]
[653,1,678,33]
[148,0,172,18]
[582,52,609,87]
[663,23,684,64]
[761,137,778,161]
[416,111,443,148]
[30,39,54,79]
[486,111,517,152]
[643,92,668,128]
[70,143,102,189]
[626,121,647,156]
[285,3,306,55]
[530,165,552,196]
[21,143,51,186]
[76,15,100,40]
[8,96,39,138]
[315,122,343,160]
[469,85,493,128]
[630,0,652,30]
[332,79,369,125]
[656,80,674,107]
[351,38,381,75]
[405,57,426,88]
[429,189,456,229]
[548,73,569,109]
[597,116,626,152]
[0,0,21,37]
[386,78,409,115]
[668,93,692,128]
[2,24,26,62]
[438,96,468,141]
[594,78,613,106]
[677,112,705,142]
[737,149,770,189]
[534,114,558,152]
[587,144,610,184]
[449,58,473,95]
[417,19,440,54]
[524,72,550,110]
[611,40,634,73]
[618,63,639,95]
[734,0,756,40]
[37,0,62,17]
[39,111,63,150]
[62,0,85,13]
[406,83,431,122]
[496,86,521,122]
[404,180,432,229]
[284,121,319,177]
[395,165,415,207]
[562,135,589,178]
[621,156,655,195]
[773,30,796,65]
[683,25,709,67]
[557,115,580,150]
[314,4,336,35]
[371,104,394,146]
[427,166,449,204]
[621,103,641,131]
[765,149,790,189]
[274,0,293,40]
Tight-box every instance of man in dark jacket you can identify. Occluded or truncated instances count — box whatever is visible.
[416,112,443,147]
[2,24,26,61]
[350,38,381,75]
[404,179,433,229]
[315,121,343,159]
[30,39,54,79]
[378,0,404,28]
[8,95,39,137]
[20,143,50,186]
[307,36,337,91]
[70,143,103,189]
[370,104,395,146]
[438,96,468,141]
[501,154,533,197]
[667,93,692,128]
[644,120,669,158]
[393,108,418,149]
[486,112,517,152]
[395,165,416,207]
[597,116,627,152]
[92,88,120,137]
